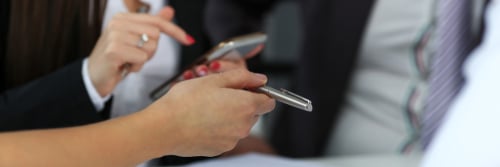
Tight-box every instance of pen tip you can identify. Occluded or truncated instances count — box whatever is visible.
[305,104,313,112]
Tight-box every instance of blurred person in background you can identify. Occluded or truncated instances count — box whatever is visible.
[204,0,487,160]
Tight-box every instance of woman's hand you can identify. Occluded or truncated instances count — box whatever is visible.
[87,7,195,97]
[0,69,275,167]
[145,68,276,157]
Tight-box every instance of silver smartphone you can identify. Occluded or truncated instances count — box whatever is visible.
[149,32,267,100]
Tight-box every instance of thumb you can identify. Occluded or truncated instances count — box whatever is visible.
[206,69,268,89]
[158,6,175,21]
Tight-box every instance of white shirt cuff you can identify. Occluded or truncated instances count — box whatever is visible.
[82,58,112,112]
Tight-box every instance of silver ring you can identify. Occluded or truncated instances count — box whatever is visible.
[137,33,149,48]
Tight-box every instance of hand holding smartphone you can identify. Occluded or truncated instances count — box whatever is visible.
[149,32,312,112]
[150,32,267,100]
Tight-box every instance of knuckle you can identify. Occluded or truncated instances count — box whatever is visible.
[238,128,251,139]
[131,64,143,72]
[212,71,225,81]
[221,143,231,152]
[229,139,239,150]
[113,13,126,19]
[113,62,122,70]
[153,17,164,25]
[223,139,238,152]
[266,99,277,111]
[107,20,120,30]
[148,40,158,55]
[245,101,258,113]
[108,31,120,40]
[206,152,219,157]
[139,52,149,62]
[236,69,250,79]
[151,28,161,39]
[256,97,274,114]
[234,68,246,74]
[105,44,119,56]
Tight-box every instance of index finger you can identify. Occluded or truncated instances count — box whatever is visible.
[203,69,268,89]
[114,13,193,45]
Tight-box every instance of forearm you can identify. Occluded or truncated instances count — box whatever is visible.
[0,68,276,166]
[0,110,173,167]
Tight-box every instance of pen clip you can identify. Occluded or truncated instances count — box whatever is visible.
[279,88,311,104]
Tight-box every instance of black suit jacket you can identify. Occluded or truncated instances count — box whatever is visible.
[205,0,376,157]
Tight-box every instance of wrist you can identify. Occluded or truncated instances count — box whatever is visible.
[132,104,180,157]
[87,57,115,97]
[82,59,112,111]
[91,77,113,97]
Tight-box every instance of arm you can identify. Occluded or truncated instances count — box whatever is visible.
[0,69,275,167]
[0,111,164,167]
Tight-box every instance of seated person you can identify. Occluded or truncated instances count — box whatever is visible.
[202,0,483,158]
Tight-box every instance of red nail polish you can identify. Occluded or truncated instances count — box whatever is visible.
[183,71,194,79]
[186,34,196,45]
[197,66,208,76]
[209,61,221,71]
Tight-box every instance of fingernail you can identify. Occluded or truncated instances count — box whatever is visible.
[253,73,268,83]
[196,66,208,76]
[183,71,194,79]
[186,34,196,45]
[209,61,221,71]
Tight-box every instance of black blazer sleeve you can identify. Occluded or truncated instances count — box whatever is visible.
[0,60,105,131]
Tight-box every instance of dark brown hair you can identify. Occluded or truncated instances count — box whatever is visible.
[5,0,106,88]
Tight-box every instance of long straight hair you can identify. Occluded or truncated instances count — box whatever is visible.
[5,0,106,88]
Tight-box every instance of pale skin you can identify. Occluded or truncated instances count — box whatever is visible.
[0,69,275,167]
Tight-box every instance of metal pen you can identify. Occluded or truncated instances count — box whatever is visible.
[255,86,313,112]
